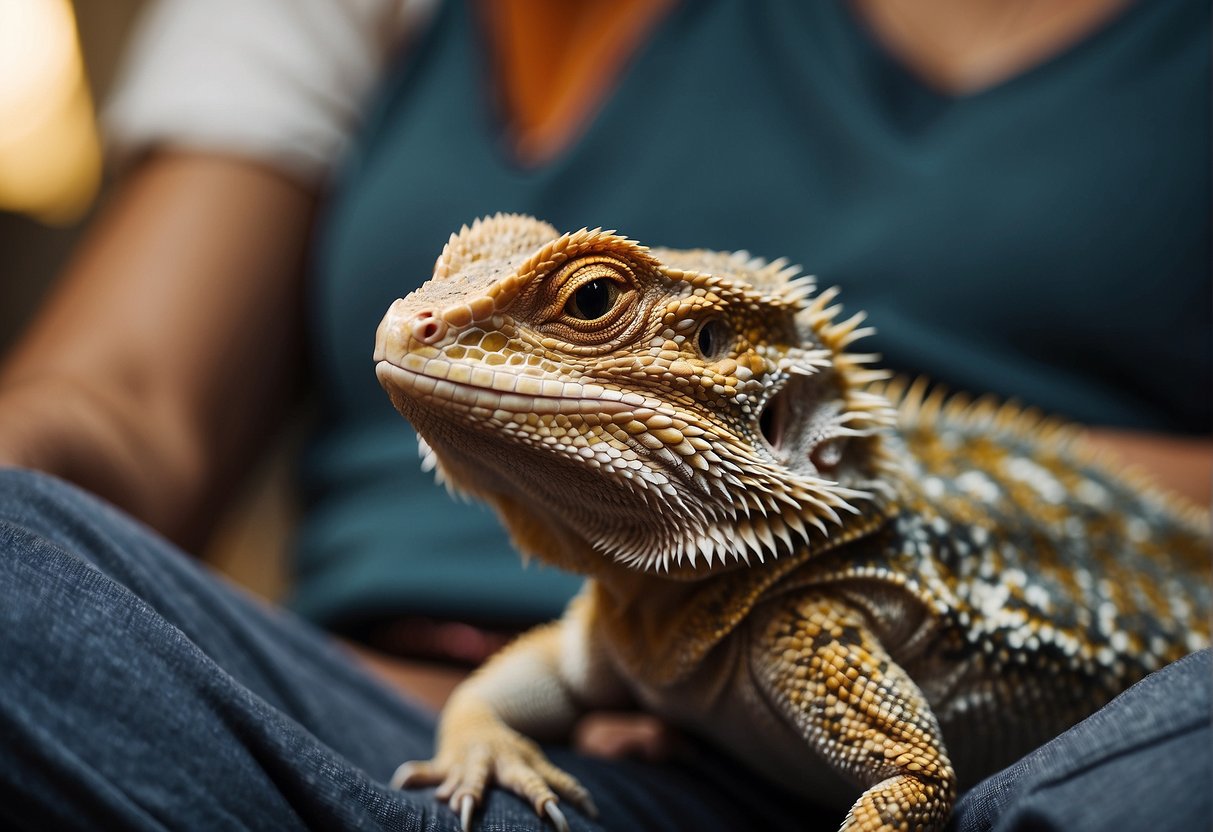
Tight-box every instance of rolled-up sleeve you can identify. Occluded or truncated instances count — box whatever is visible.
[103,0,433,185]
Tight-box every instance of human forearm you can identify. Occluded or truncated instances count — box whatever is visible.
[0,375,202,533]
[0,153,314,547]
[1083,427,1212,507]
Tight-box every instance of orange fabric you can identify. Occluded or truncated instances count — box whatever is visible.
[480,0,676,166]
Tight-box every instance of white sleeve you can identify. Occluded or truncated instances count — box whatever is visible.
[103,0,437,186]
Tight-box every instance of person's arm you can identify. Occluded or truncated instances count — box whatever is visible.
[0,153,315,549]
[1083,428,1211,507]
[0,0,420,547]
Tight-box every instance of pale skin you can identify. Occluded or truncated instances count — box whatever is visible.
[0,0,1204,747]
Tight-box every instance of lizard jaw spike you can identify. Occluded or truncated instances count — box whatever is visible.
[803,511,829,536]
[753,522,776,560]
[418,437,439,473]
[737,524,760,559]
[783,512,808,540]
[772,520,794,553]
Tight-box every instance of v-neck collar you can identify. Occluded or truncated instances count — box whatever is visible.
[831,0,1152,107]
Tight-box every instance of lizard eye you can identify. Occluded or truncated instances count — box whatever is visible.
[545,256,639,339]
[696,318,733,361]
[564,279,620,321]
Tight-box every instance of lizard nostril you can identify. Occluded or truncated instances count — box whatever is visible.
[411,310,447,345]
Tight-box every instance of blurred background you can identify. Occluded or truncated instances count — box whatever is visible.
[0,0,290,599]
[0,0,143,352]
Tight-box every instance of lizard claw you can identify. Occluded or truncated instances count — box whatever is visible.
[542,799,571,832]
[389,762,417,790]
[459,794,475,832]
[390,744,594,831]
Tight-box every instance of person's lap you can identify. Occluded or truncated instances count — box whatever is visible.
[950,647,1210,830]
[0,468,1207,831]
[0,469,812,830]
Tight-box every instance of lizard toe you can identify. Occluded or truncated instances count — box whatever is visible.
[533,758,597,817]
[390,759,444,790]
[459,794,475,832]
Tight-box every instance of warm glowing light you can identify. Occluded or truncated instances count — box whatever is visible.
[0,0,101,223]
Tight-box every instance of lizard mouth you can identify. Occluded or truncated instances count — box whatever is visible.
[376,360,635,417]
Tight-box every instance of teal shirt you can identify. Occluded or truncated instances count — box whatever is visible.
[292,0,1211,628]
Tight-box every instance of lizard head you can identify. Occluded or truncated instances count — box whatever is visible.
[376,214,898,576]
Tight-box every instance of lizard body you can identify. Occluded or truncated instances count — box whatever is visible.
[374,215,1210,832]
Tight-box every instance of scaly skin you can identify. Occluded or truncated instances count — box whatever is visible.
[374,215,1211,832]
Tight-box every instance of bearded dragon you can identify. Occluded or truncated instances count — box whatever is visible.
[373,214,1211,832]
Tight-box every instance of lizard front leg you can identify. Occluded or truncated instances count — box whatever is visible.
[751,594,956,832]
[393,596,622,831]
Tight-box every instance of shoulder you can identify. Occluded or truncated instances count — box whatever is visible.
[104,0,439,184]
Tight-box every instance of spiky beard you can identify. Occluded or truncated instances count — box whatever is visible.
[410,365,901,576]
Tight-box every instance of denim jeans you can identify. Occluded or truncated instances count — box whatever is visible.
[0,469,1208,830]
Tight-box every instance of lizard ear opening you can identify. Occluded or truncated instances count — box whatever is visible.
[696,318,733,361]
[759,389,784,452]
